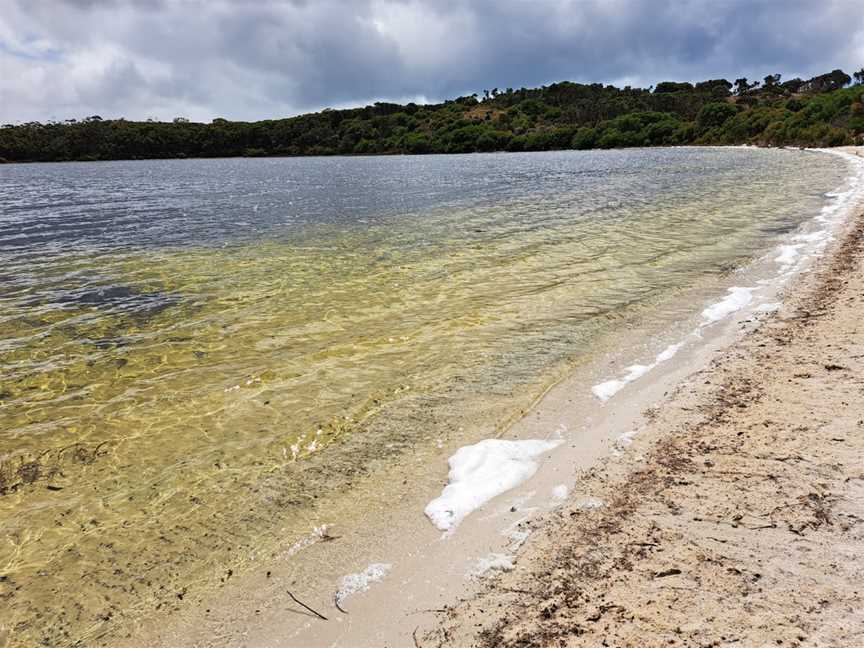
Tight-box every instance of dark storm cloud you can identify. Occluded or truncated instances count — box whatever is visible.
[1,0,862,123]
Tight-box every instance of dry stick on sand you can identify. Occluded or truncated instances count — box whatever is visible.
[286,590,328,621]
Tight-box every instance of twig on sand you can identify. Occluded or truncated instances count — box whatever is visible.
[334,592,348,615]
[408,607,449,615]
[287,590,328,620]
[413,626,422,648]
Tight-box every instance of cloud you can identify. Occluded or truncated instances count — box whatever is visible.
[0,0,862,123]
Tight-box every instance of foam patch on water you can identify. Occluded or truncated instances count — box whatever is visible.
[760,152,864,298]
[702,153,864,327]
[701,286,755,325]
[775,243,804,267]
[800,151,864,247]
[768,155,864,277]
[335,563,392,605]
[793,230,829,244]
[425,438,561,531]
[591,365,648,401]
[592,342,683,402]
[590,153,864,408]
[552,484,569,500]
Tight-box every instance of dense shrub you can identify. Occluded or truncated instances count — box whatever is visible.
[1,69,861,162]
[696,103,738,130]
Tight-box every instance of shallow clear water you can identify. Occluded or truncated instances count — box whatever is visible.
[0,148,848,644]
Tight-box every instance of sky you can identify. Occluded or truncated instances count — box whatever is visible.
[1,0,863,124]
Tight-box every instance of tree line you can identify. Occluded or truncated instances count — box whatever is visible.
[1,68,863,163]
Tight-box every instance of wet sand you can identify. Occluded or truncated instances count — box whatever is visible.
[421,149,864,646]
[106,148,864,648]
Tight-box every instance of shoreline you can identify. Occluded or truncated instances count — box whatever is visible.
[421,148,864,646]
[119,148,864,647]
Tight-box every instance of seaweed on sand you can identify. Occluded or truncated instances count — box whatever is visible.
[0,442,109,496]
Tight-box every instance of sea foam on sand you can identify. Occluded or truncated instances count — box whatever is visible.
[425,438,561,532]
[775,243,804,267]
[592,153,864,406]
[469,553,516,578]
[701,286,755,324]
[591,341,683,402]
[335,563,392,605]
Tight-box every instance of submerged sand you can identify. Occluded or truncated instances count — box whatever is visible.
[421,153,864,646]
[95,149,864,648]
[83,147,864,648]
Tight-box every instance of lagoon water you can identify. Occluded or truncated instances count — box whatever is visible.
[0,148,849,644]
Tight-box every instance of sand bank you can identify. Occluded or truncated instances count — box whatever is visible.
[420,149,864,646]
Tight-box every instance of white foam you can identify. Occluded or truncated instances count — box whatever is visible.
[809,151,864,231]
[505,526,531,550]
[283,525,330,558]
[424,438,561,531]
[335,563,392,605]
[469,553,515,578]
[793,230,828,244]
[592,342,683,402]
[591,152,863,414]
[775,243,803,267]
[611,429,643,458]
[615,429,639,448]
[655,342,682,363]
[575,497,606,510]
[760,150,864,299]
[591,378,626,402]
[710,154,864,327]
[701,286,754,325]
[588,152,864,408]
[591,365,647,401]
[552,484,569,500]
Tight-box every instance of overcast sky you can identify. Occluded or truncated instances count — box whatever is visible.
[2,0,863,124]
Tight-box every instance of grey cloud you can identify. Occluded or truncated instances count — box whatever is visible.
[1,0,862,123]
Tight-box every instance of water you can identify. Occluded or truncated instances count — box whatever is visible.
[0,148,849,645]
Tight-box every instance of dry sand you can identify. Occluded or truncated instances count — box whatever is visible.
[420,159,864,647]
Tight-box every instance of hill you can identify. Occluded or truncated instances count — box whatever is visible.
[2,69,863,163]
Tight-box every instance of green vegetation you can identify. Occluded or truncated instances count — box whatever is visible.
[2,68,863,163]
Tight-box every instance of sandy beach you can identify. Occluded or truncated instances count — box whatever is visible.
[418,148,864,647]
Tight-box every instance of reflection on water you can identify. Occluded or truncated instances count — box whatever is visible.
[0,148,847,645]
